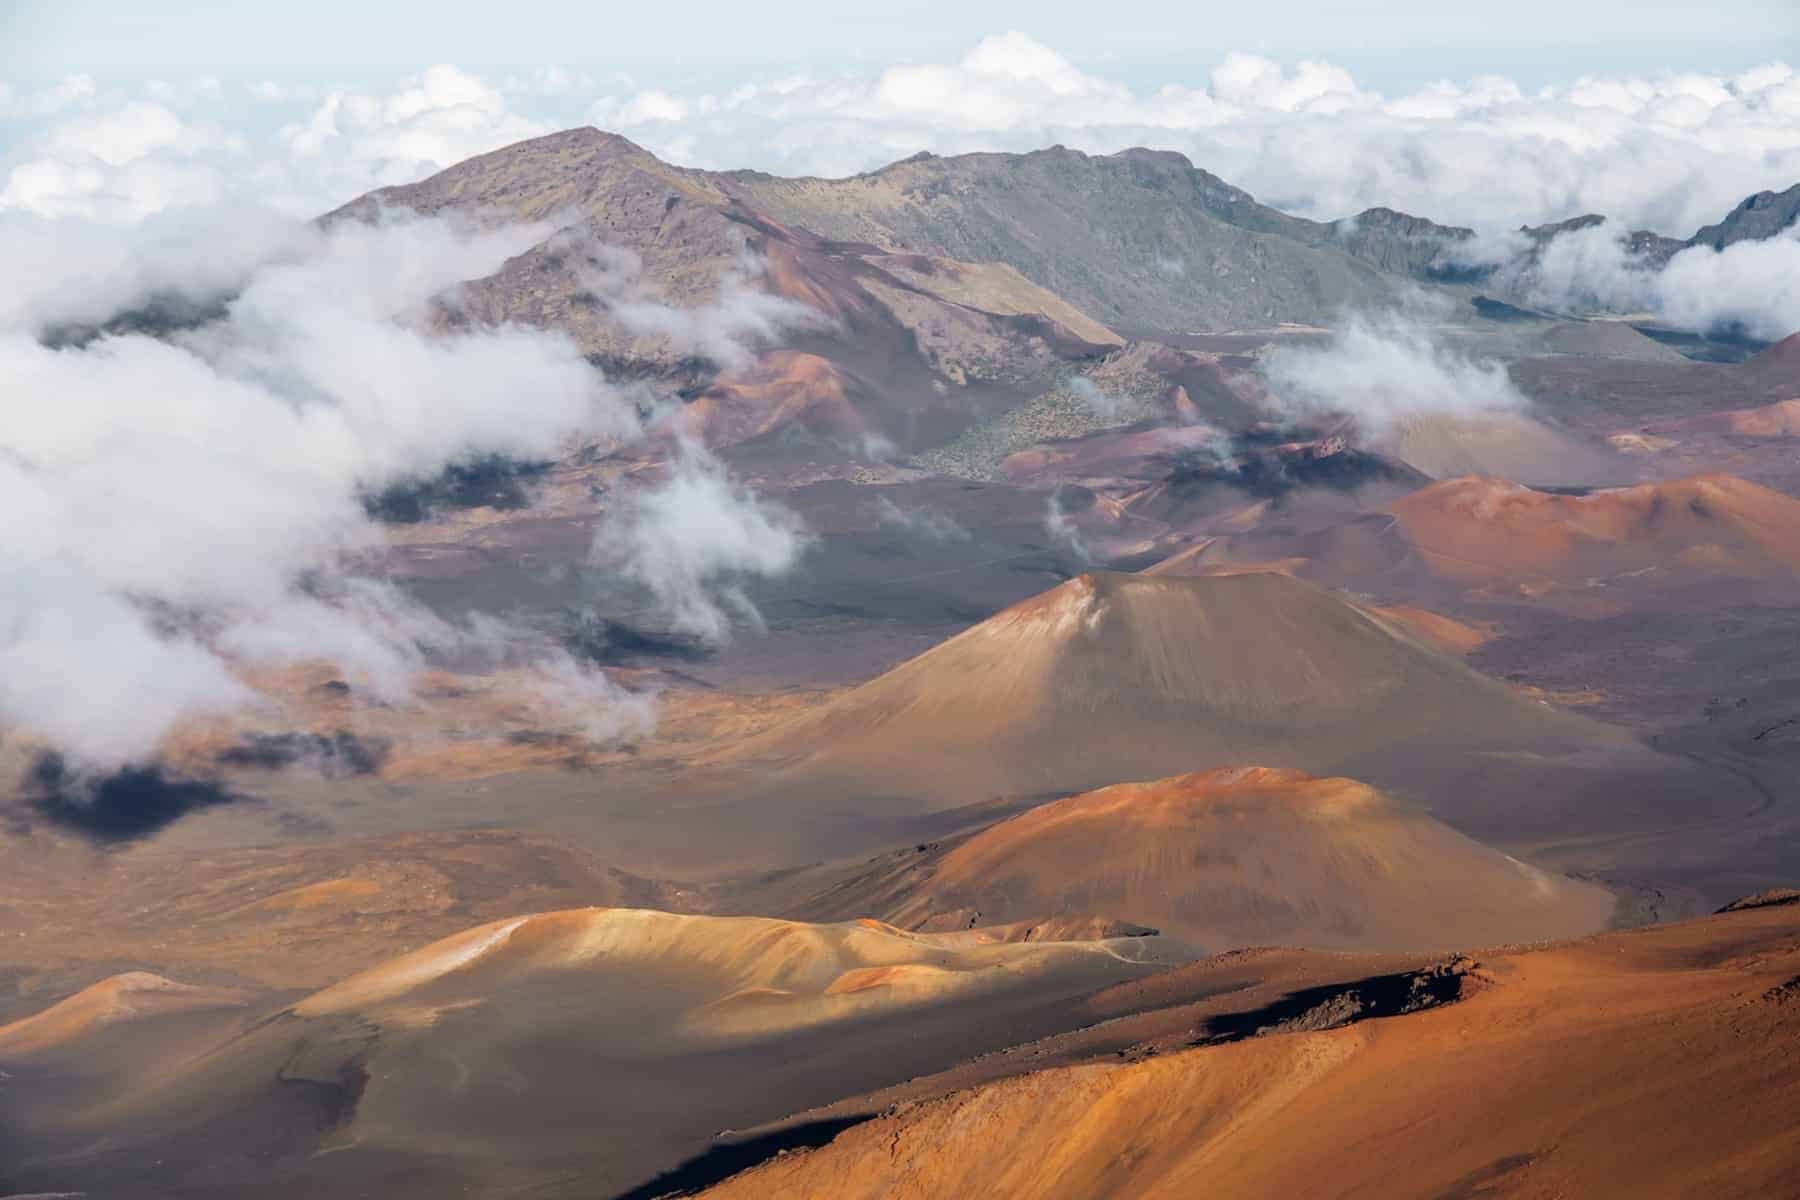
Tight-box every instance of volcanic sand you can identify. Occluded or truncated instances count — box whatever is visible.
[698,901,1800,1200]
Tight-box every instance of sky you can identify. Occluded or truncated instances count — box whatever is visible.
[2,4,1799,231]
[4,1,1797,78]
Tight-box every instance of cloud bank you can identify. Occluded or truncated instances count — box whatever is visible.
[5,38,1799,239]
[7,39,1798,340]
[1478,218,1800,340]
[0,208,804,768]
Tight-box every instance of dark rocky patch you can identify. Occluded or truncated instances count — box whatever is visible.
[365,455,552,524]
[1198,957,1477,1043]
[216,731,389,777]
[19,753,242,842]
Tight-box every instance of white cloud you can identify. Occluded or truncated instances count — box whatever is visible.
[553,230,832,368]
[1262,305,1529,433]
[1043,491,1091,564]
[565,35,1800,236]
[0,74,98,118]
[0,209,651,766]
[0,100,236,221]
[1656,231,1800,341]
[278,64,549,197]
[593,441,807,643]
[1475,219,1800,341]
[1511,222,1657,314]
[6,39,1799,241]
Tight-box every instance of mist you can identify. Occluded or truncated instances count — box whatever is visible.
[592,440,809,643]
[1043,491,1092,564]
[556,228,832,369]
[874,496,971,544]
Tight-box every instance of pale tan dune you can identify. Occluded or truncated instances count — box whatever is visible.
[867,256,1122,348]
[1645,396,1800,438]
[0,972,249,1059]
[20,908,1168,1199]
[291,906,1160,1041]
[1375,411,1619,486]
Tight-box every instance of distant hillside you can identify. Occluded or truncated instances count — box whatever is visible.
[1688,183,1800,250]
[329,127,1799,348]
[726,570,1615,806]
[718,145,1417,332]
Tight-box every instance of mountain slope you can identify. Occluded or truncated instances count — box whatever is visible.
[727,570,1616,806]
[1388,474,1800,586]
[782,766,1615,952]
[718,144,1412,332]
[330,128,1124,451]
[1688,183,1800,250]
[696,901,1800,1200]
[2,908,1168,1199]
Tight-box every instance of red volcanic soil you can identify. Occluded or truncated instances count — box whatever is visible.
[783,766,1614,952]
[698,901,1800,1200]
[674,350,865,448]
[1644,396,1800,438]
[1388,473,1800,586]
[1368,605,1492,654]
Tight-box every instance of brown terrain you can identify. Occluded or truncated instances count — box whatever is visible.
[0,909,1181,1198]
[6,898,1799,1198]
[696,900,1800,1200]
[9,124,1800,1200]
[724,569,1617,810]
[1141,472,1800,619]
[778,766,1616,951]
[1389,473,1800,588]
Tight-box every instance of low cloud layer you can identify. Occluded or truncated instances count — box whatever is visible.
[4,38,1799,238]
[1476,218,1800,340]
[1657,234,1800,341]
[0,208,805,768]
[1481,219,1800,341]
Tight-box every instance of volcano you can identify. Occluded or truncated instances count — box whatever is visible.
[730,570,1616,807]
[783,767,1614,952]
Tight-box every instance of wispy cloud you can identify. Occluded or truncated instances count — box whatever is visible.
[591,440,809,643]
